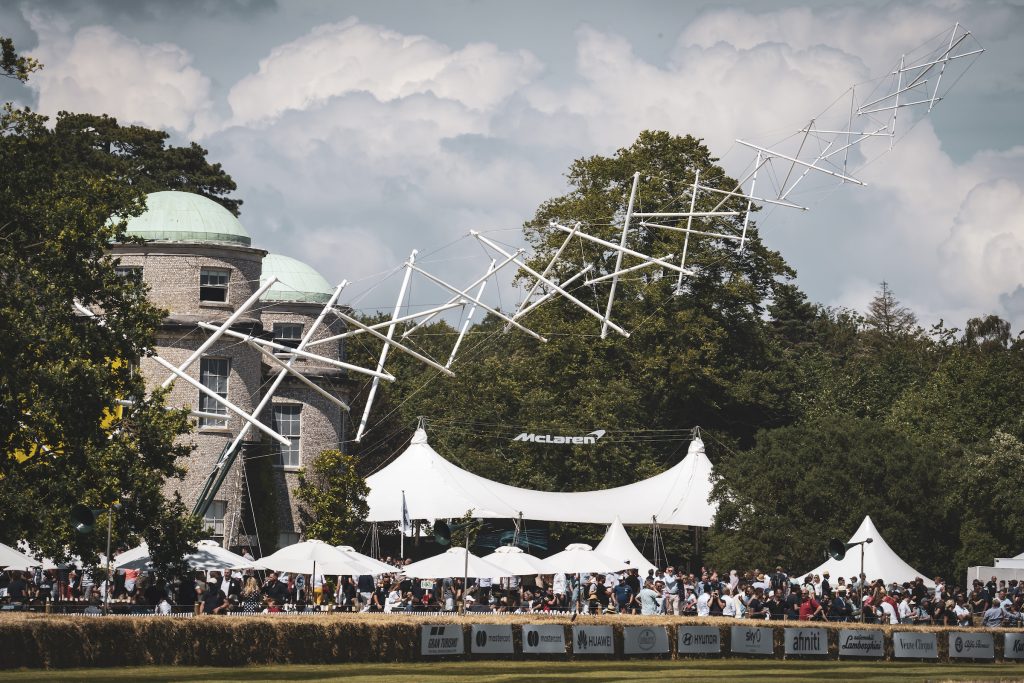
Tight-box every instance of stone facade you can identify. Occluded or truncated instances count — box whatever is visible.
[110,234,351,552]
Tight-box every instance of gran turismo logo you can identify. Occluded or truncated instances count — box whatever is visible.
[527,630,539,647]
[429,626,445,636]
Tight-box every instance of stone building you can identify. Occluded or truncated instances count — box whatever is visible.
[109,191,350,552]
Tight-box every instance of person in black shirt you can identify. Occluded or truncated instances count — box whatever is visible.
[202,575,228,615]
[784,584,802,620]
[261,571,289,605]
[766,591,785,620]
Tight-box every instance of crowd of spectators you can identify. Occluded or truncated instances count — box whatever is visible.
[2,555,1022,627]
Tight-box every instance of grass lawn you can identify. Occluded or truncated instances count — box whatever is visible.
[0,660,1022,682]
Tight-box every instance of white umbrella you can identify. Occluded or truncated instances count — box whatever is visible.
[0,541,41,569]
[109,542,150,568]
[541,543,631,574]
[115,540,263,571]
[335,545,400,575]
[480,545,549,576]
[258,539,367,576]
[402,547,512,579]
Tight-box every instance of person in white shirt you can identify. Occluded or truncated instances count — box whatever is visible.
[696,590,711,617]
[898,595,914,624]
[879,597,899,624]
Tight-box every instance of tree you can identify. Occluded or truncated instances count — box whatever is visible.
[864,281,918,339]
[705,414,954,579]
[0,37,237,569]
[295,449,369,546]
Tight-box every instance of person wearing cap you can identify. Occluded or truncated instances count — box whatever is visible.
[898,592,914,624]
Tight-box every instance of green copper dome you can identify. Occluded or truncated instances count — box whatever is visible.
[260,253,334,303]
[122,191,251,246]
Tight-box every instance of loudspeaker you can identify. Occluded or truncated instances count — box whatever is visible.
[71,504,98,534]
[433,521,451,546]
[827,538,848,561]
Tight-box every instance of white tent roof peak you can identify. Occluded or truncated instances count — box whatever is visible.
[687,437,705,457]
[596,516,656,573]
[366,428,715,527]
[805,515,934,587]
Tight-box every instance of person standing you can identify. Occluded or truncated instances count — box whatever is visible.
[664,567,680,615]
[639,579,660,616]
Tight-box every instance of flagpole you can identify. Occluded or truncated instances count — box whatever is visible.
[401,490,406,560]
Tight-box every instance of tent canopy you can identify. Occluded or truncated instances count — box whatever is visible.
[595,517,657,574]
[805,515,934,588]
[480,546,548,576]
[114,540,261,571]
[366,428,715,527]
[402,547,511,579]
[0,542,40,569]
[541,543,630,574]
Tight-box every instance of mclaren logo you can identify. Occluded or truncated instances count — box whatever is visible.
[512,429,606,445]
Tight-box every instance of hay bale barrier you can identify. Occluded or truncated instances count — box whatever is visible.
[1,613,1022,669]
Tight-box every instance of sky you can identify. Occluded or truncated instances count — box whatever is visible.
[3,0,1023,331]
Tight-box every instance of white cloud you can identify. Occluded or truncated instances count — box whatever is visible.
[25,17,211,133]
[225,18,542,128]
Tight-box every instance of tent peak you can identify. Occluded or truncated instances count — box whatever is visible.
[687,437,705,457]
[411,427,429,445]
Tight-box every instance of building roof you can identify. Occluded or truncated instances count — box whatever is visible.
[122,191,251,247]
[260,253,334,304]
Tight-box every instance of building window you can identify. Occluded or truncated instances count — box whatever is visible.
[114,266,143,280]
[278,531,300,549]
[199,358,229,428]
[273,323,303,349]
[273,404,301,468]
[205,500,227,540]
[199,268,230,302]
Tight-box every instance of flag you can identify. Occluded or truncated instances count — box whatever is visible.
[401,490,411,537]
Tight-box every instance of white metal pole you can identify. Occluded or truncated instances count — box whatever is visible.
[402,252,521,339]
[355,251,416,443]
[193,323,394,381]
[309,301,465,347]
[512,266,591,321]
[890,55,904,150]
[220,282,347,457]
[739,153,760,252]
[160,277,278,388]
[448,260,493,368]
[512,223,580,319]
[331,308,455,377]
[676,169,699,289]
[602,172,640,339]
[152,355,292,446]
[549,223,688,275]
[473,231,630,337]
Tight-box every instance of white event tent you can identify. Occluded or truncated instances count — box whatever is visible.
[365,428,715,527]
[804,515,934,588]
[402,547,511,579]
[595,517,657,574]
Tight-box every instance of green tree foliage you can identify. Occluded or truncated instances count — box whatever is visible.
[706,415,952,577]
[352,136,1024,580]
[0,37,240,569]
[295,449,369,546]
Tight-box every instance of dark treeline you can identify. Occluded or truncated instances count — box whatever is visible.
[348,132,1024,583]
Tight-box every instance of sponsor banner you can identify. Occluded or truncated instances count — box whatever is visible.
[470,625,514,654]
[1005,633,1024,660]
[572,625,615,654]
[948,632,994,660]
[892,631,937,659]
[784,628,828,656]
[522,625,566,654]
[513,430,606,445]
[421,625,463,656]
[623,626,669,655]
[838,629,884,658]
[730,626,773,655]
[677,626,722,655]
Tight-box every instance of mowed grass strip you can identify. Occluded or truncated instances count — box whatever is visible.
[0,660,1022,683]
